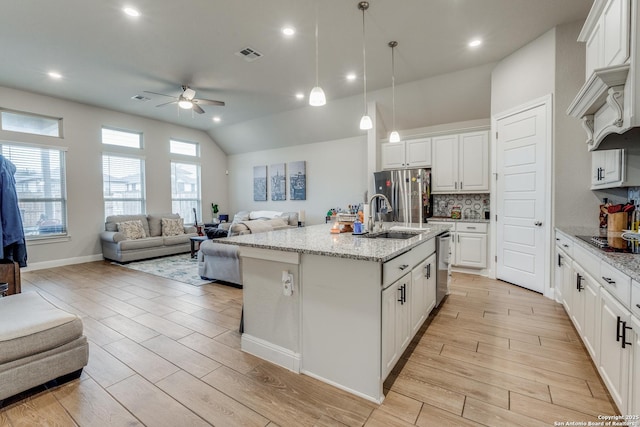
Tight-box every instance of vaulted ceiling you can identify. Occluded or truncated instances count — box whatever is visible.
[0,0,592,153]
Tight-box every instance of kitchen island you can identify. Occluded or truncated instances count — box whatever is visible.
[217,223,451,403]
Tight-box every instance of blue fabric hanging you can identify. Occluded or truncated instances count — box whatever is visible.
[0,155,27,267]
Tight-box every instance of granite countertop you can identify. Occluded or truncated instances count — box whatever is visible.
[216,223,452,263]
[556,225,640,282]
[428,217,491,224]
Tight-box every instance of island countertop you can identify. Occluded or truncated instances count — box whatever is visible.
[215,223,452,263]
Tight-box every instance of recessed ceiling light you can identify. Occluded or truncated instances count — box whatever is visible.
[346,73,357,81]
[468,39,482,48]
[123,7,140,17]
[295,92,304,100]
[48,71,62,79]
[212,116,221,123]
[282,27,295,36]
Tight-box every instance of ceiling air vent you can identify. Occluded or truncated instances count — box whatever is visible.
[131,95,150,102]
[235,47,263,62]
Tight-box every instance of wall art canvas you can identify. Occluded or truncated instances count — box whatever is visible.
[289,161,306,200]
[253,165,267,201]
[270,163,286,201]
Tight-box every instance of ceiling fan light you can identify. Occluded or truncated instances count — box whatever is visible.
[178,99,193,109]
[389,130,400,142]
[360,115,373,130]
[309,86,326,106]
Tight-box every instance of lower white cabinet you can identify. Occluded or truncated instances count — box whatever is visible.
[630,314,640,416]
[443,222,488,269]
[555,246,574,314]
[382,250,437,380]
[581,271,601,362]
[410,253,437,336]
[382,272,411,379]
[571,264,587,336]
[598,289,632,413]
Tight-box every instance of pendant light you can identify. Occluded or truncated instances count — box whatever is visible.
[309,1,326,106]
[358,1,372,130]
[388,41,400,142]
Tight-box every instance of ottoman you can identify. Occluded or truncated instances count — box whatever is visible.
[0,292,89,402]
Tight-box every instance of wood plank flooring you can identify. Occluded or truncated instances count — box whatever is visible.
[0,263,620,426]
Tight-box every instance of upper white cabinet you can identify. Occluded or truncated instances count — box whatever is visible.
[584,0,630,79]
[381,138,431,169]
[591,148,640,189]
[567,0,638,150]
[432,131,489,193]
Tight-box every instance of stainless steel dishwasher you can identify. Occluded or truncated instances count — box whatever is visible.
[436,232,451,307]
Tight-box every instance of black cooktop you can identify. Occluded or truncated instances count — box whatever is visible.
[575,235,639,253]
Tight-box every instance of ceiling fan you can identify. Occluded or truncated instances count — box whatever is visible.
[144,85,225,114]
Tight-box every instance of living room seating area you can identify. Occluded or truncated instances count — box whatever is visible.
[100,213,198,263]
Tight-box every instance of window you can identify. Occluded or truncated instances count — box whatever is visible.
[102,127,142,149]
[1,110,62,137]
[171,161,200,224]
[103,154,145,217]
[170,139,199,157]
[1,143,67,238]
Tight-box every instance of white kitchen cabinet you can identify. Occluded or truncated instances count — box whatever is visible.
[410,253,437,336]
[598,288,632,412]
[581,271,601,362]
[381,138,431,170]
[630,314,640,417]
[382,272,411,379]
[449,222,488,269]
[567,0,637,150]
[572,264,587,336]
[584,0,630,79]
[432,131,488,193]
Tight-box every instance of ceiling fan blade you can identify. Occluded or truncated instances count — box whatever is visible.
[193,98,225,106]
[143,90,177,99]
[156,100,178,107]
[192,103,205,114]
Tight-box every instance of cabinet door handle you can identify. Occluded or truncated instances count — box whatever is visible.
[622,322,632,349]
[562,244,569,248]
[558,254,563,267]
[576,273,583,291]
[467,226,476,230]
[399,264,409,271]
[425,264,431,279]
[636,304,640,310]
[454,182,458,190]
[460,182,463,189]
[602,277,616,286]
[398,286,404,304]
[616,316,623,342]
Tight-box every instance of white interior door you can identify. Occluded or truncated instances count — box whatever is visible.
[496,103,548,293]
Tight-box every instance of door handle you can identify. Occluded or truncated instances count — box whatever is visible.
[622,322,632,349]
[576,273,583,292]
[534,221,543,227]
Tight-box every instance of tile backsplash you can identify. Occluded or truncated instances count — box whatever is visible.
[433,193,490,219]
[629,186,640,204]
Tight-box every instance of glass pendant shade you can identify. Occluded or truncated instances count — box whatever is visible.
[360,114,373,130]
[178,100,193,109]
[389,130,400,142]
[309,86,326,106]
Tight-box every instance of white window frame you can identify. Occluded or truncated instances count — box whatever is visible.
[0,109,63,138]
[101,126,143,149]
[170,139,199,157]
[102,152,146,218]
[170,160,201,225]
[0,141,68,240]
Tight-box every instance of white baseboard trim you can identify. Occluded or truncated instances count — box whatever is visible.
[300,369,384,404]
[22,254,104,272]
[241,334,301,373]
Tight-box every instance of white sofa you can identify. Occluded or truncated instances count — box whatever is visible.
[197,211,298,286]
[100,213,197,263]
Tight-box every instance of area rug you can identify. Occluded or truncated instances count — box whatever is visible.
[115,254,212,286]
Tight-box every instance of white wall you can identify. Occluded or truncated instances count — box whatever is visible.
[0,85,228,269]
[491,29,556,116]
[554,21,600,228]
[227,135,367,225]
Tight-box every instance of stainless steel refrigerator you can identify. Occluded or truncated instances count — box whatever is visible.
[373,169,433,224]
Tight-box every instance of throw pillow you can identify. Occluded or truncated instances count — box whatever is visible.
[161,217,184,236]
[116,220,147,240]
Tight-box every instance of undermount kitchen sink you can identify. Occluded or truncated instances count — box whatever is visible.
[360,231,419,240]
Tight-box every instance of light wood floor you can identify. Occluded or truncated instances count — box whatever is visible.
[0,263,618,426]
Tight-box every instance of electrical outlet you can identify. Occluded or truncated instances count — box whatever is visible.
[282,271,293,296]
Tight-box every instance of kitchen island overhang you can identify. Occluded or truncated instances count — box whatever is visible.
[217,223,451,403]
